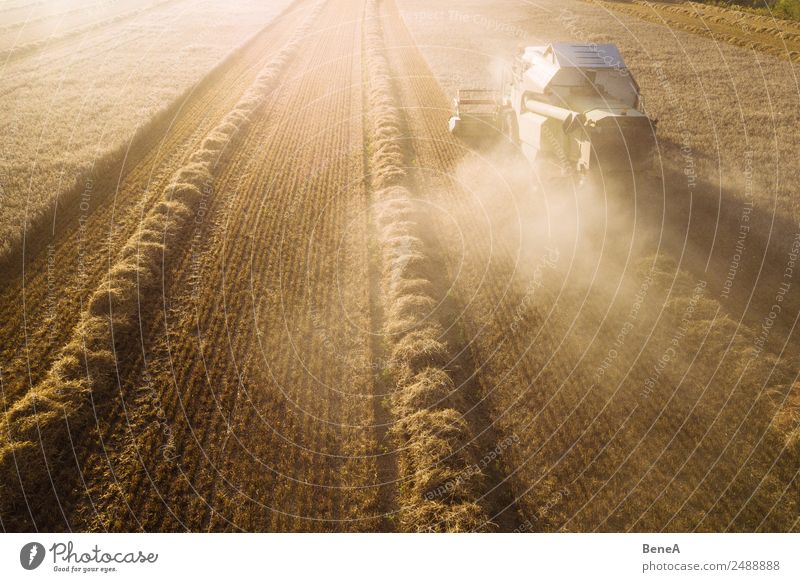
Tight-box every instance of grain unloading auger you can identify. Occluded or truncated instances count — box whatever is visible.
[449,43,657,182]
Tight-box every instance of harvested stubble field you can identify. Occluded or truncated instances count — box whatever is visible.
[0,0,173,54]
[0,0,294,261]
[596,0,800,63]
[0,0,797,532]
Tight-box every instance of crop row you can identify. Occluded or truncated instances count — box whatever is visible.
[0,0,297,272]
[0,0,311,436]
[595,0,800,62]
[71,0,381,531]
[364,0,493,532]
[0,0,176,59]
[0,1,324,526]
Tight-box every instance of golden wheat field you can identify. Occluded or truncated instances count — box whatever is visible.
[0,0,798,535]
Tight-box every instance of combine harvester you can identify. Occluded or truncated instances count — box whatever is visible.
[449,43,657,184]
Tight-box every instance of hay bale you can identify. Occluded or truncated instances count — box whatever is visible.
[83,348,116,385]
[137,212,172,240]
[402,500,490,532]
[399,409,472,466]
[387,277,435,299]
[6,377,90,440]
[382,235,424,259]
[107,259,145,287]
[391,330,451,381]
[202,131,230,151]
[384,251,432,282]
[0,440,42,507]
[412,463,483,505]
[168,181,203,206]
[215,121,241,137]
[381,220,416,240]
[392,367,462,416]
[387,293,437,322]
[128,240,165,279]
[190,148,218,164]
[51,352,84,382]
[153,200,192,221]
[74,315,114,353]
[383,315,425,338]
[5,393,65,442]
[372,165,405,189]
[384,319,443,344]
[54,343,115,390]
[134,226,166,248]
[88,279,138,317]
[376,196,415,225]
[174,162,211,185]
[225,110,250,126]
[410,463,467,500]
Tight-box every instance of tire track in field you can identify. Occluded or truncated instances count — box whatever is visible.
[0,1,314,419]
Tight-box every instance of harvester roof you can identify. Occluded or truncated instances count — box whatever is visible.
[520,43,639,106]
[534,43,626,69]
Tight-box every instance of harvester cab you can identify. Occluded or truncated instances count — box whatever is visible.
[449,43,657,183]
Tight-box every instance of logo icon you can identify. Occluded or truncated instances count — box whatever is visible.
[20,542,46,570]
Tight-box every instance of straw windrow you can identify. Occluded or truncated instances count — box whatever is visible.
[364,0,492,532]
[0,1,325,517]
